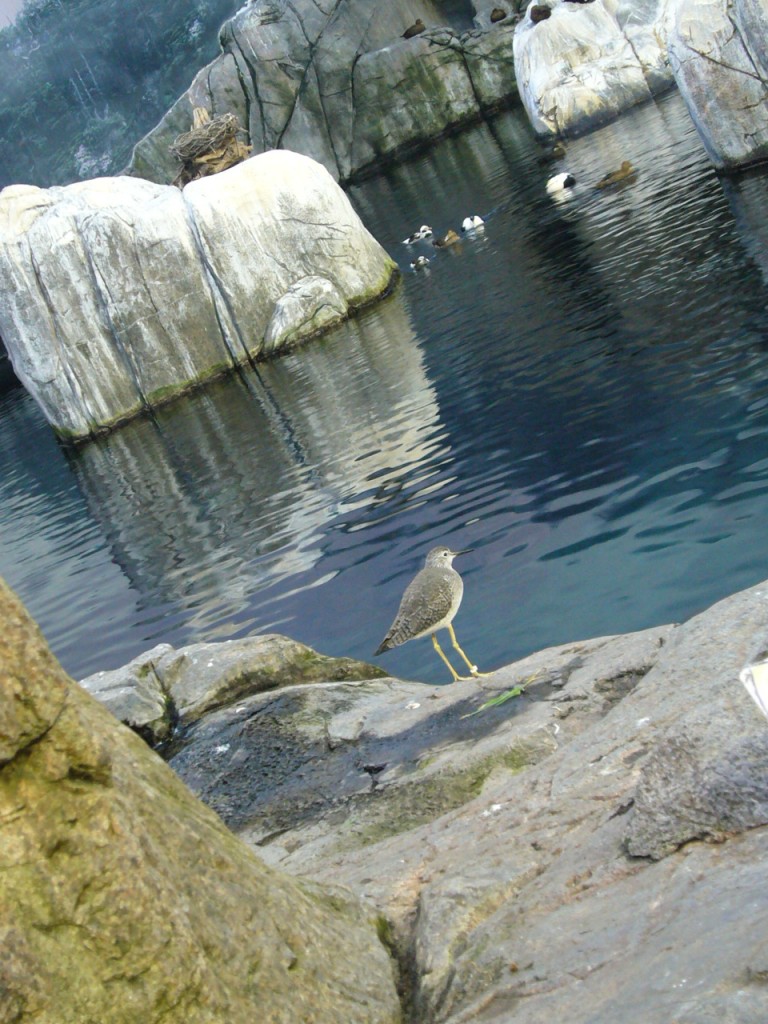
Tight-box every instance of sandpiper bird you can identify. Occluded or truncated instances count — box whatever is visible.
[375,546,484,682]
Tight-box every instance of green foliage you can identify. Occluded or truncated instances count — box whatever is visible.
[0,0,241,188]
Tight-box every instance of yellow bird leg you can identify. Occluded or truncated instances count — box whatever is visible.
[447,623,489,678]
[432,633,465,682]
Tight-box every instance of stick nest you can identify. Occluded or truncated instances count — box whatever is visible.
[170,108,252,187]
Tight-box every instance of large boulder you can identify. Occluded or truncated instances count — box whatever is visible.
[128,0,519,185]
[513,0,676,137]
[81,634,387,746]
[111,576,768,1023]
[0,576,400,1024]
[668,0,768,168]
[0,150,396,442]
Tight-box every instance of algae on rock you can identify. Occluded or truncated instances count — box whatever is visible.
[0,576,400,1024]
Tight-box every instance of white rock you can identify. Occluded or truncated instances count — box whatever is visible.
[668,0,768,168]
[263,275,348,354]
[0,151,395,441]
[514,0,674,138]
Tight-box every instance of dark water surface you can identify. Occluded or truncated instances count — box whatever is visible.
[3,90,768,684]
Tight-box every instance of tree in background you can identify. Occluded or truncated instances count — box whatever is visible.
[0,0,240,188]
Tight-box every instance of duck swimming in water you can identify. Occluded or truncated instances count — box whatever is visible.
[537,141,567,164]
[595,160,636,189]
[432,229,461,247]
[462,215,484,231]
[403,225,433,244]
[410,255,430,270]
[546,171,576,194]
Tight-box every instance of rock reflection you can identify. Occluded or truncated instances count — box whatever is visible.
[69,292,443,640]
[257,294,442,509]
[720,171,768,291]
[9,91,768,684]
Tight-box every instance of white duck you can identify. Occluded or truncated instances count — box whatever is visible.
[403,224,433,244]
[546,172,576,195]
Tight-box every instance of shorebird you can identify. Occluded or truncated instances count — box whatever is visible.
[375,546,484,682]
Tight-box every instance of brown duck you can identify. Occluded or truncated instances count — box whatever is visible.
[530,5,552,23]
[432,229,461,248]
[537,141,567,164]
[403,18,426,39]
[595,160,637,189]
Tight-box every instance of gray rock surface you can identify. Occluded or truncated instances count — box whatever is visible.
[514,0,675,138]
[127,0,768,182]
[0,576,400,1024]
[668,0,768,169]
[0,150,396,441]
[125,576,768,1022]
[81,634,387,746]
[128,0,520,185]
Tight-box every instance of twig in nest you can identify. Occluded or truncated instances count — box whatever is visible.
[170,107,251,186]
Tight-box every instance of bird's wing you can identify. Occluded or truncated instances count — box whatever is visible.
[379,569,459,650]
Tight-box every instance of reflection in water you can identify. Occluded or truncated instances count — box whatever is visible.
[720,170,768,290]
[2,90,768,683]
[70,294,445,664]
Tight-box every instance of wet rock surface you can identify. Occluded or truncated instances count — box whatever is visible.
[81,633,387,748]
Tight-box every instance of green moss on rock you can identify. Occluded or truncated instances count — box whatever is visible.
[344,744,539,851]
[0,577,402,1024]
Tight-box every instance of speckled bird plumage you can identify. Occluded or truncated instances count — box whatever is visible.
[374,546,485,681]
[375,547,464,653]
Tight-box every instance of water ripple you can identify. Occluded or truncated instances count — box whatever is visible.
[3,92,768,684]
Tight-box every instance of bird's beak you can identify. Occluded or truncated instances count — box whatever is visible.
[452,548,473,557]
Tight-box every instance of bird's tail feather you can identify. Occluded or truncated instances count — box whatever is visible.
[374,636,394,656]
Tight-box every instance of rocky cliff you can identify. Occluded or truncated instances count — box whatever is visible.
[128,0,521,185]
[129,0,768,180]
[668,0,768,169]
[514,0,675,137]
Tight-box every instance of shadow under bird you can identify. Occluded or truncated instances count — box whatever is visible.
[375,546,485,682]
